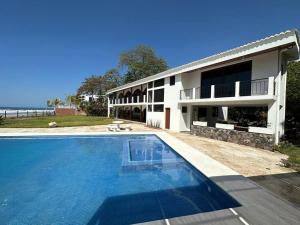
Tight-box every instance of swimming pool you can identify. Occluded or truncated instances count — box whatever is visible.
[0,135,240,225]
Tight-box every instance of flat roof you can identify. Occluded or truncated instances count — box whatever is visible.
[107,29,299,94]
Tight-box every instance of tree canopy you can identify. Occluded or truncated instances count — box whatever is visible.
[77,69,122,96]
[285,61,300,141]
[119,45,168,83]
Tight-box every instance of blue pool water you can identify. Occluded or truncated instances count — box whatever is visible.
[0,135,240,225]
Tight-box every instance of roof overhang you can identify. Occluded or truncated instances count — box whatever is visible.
[107,29,300,95]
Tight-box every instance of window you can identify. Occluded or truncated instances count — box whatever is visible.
[148,91,153,103]
[201,61,252,98]
[198,108,207,118]
[170,76,175,86]
[182,106,187,113]
[212,107,218,117]
[148,82,153,88]
[148,105,152,112]
[154,104,164,112]
[154,78,164,87]
[154,89,164,102]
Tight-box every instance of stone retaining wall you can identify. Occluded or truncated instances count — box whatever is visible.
[191,125,274,150]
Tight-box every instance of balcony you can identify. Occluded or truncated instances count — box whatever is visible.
[109,95,147,106]
[179,77,275,105]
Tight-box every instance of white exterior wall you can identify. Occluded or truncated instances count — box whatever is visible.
[107,29,299,144]
[252,51,278,80]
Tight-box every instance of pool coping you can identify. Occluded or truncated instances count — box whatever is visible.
[0,131,238,178]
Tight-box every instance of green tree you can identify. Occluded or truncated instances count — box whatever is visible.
[119,45,168,83]
[285,61,300,142]
[65,95,81,106]
[77,75,104,96]
[77,69,122,97]
[47,99,53,108]
[53,98,62,107]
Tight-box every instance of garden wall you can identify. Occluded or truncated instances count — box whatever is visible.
[191,125,274,150]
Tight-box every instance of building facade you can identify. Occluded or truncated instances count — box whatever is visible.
[107,30,299,145]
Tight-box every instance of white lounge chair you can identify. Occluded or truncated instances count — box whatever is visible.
[123,124,132,131]
[106,124,119,132]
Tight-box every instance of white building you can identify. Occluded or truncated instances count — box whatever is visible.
[107,30,299,146]
[80,94,99,102]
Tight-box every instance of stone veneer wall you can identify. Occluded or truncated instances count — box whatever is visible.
[191,125,274,150]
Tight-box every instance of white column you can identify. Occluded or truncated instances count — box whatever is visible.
[127,97,129,103]
[132,96,134,103]
[235,81,240,97]
[137,96,140,103]
[268,76,275,96]
[143,95,146,102]
[192,88,196,99]
[211,85,215,98]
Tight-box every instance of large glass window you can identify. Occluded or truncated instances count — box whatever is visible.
[148,91,153,103]
[154,104,164,112]
[154,89,164,102]
[154,78,164,87]
[201,61,252,98]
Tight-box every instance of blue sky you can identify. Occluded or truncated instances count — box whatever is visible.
[0,0,300,107]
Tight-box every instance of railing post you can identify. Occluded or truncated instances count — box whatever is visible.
[211,85,215,98]
[192,88,196,99]
[235,81,240,97]
[132,96,134,103]
[127,97,129,103]
[268,77,274,96]
[137,96,140,103]
[143,95,146,102]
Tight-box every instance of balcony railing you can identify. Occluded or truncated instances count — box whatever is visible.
[180,77,274,100]
[180,89,193,100]
[109,95,147,105]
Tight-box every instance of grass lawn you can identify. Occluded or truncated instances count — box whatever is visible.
[0,115,113,128]
[275,142,300,172]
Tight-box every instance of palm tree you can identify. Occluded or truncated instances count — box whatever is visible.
[53,98,61,107]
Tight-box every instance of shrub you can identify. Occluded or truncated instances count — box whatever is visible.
[85,98,107,117]
[0,115,4,125]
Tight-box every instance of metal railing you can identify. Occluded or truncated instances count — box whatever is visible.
[0,110,55,119]
[240,78,268,96]
[215,82,235,98]
[110,95,147,105]
[180,88,193,100]
[200,86,211,99]
[180,77,273,100]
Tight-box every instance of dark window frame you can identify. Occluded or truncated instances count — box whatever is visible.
[170,76,175,86]
[154,88,164,102]
[153,104,164,112]
[154,78,164,87]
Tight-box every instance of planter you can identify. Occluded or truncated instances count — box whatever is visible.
[249,127,273,135]
[234,125,249,132]
[193,121,207,127]
[215,123,234,130]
